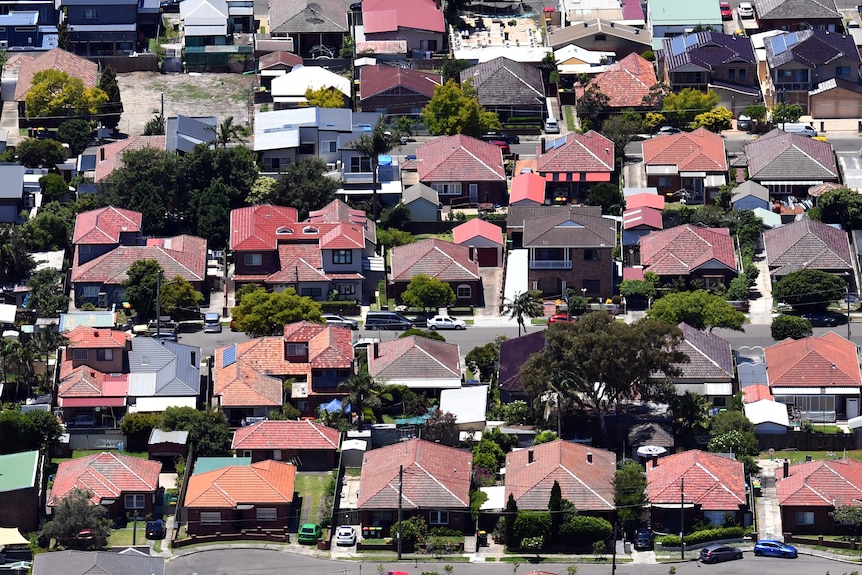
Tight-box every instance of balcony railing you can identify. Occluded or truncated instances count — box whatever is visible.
[774,82,811,92]
[530,260,572,269]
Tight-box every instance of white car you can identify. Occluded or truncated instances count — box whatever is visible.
[426,315,467,330]
[322,314,359,330]
[335,525,356,546]
[738,2,754,18]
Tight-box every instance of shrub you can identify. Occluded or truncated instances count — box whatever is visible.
[657,526,747,547]
[771,314,813,340]
[512,511,551,547]
[560,515,613,543]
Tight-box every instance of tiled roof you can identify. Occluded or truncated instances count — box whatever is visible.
[49,452,161,505]
[548,18,652,50]
[510,172,546,205]
[504,440,615,511]
[522,206,616,248]
[390,238,480,282]
[269,0,350,34]
[757,0,840,21]
[93,136,166,183]
[362,0,444,34]
[358,438,471,509]
[765,332,861,388]
[731,180,769,204]
[765,29,859,73]
[309,198,376,246]
[15,48,97,101]
[232,420,340,450]
[585,53,656,108]
[368,336,461,381]
[185,460,296,508]
[647,450,746,510]
[643,128,727,172]
[536,131,614,174]
[58,367,128,400]
[258,50,303,70]
[672,322,734,379]
[452,218,503,246]
[777,459,862,507]
[639,225,737,275]
[417,135,505,183]
[71,236,207,284]
[763,218,852,276]
[743,384,774,403]
[360,64,442,99]
[230,205,299,251]
[67,326,129,349]
[626,192,665,211]
[660,31,755,73]
[460,57,544,108]
[623,207,663,230]
[33,550,166,575]
[73,207,142,245]
[498,331,546,393]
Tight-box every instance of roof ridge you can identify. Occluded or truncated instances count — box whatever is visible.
[561,463,614,509]
[413,460,468,506]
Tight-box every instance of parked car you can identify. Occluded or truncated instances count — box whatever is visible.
[152,330,178,342]
[364,311,413,331]
[298,523,322,544]
[481,132,520,144]
[146,519,166,540]
[203,312,222,333]
[720,1,732,19]
[547,313,573,325]
[700,544,743,563]
[426,315,467,330]
[634,528,652,550]
[323,314,359,330]
[657,126,681,135]
[489,140,511,154]
[737,1,754,17]
[794,312,847,327]
[544,117,560,134]
[736,114,752,131]
[335,525,357,546]
[753,539,797,558]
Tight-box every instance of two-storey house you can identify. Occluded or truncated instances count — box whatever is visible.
[536,131,615,204]
[647,0,722,50]
[0,9,58,50]
[642,128,728,203]
[62,0,139,55]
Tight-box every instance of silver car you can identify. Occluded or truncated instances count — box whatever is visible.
[335,525,356,546]
[323,314,359,330]
[426,315,467,330]
[203,313,222,333]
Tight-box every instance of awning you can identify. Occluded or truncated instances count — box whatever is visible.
[651,502,697,509]
[0,527,28,546]
[680,171,706,178]
[60,397,126,407]
[645,165,677,175]
[704,175,726,187]
[128,396,197,413]
[759,180,824,186]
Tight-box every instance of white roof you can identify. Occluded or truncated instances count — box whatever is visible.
[129,396,197,413]
[148,428,190,444]
[270,65,350,98]
[0,303,16,324]
[479,485,506,511]
[439,385,489,424]
[555,43,615,65]
[452,46,552,63]
[744,399,790,427]
[181,0,227,24]
[32,250,64,272]
[342,438,368,451]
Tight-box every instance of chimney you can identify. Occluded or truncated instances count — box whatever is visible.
[783,459,790,479]
[100,147,105,162]
[587,452,593,464]
[651,456,658,469]
[372,342,380,359]
[540,137,546,153]
[527,449,534,464]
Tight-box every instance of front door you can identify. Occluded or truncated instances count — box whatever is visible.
[848,398,859,419]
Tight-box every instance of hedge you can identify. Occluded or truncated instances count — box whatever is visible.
[506,116,543,124]
[658,526,748,547]
[319,300,360,315]
[560,515,613,543]
[512,512,551,547]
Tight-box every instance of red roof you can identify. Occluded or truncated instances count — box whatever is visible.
[639,225,737,276]
[583,53,656,108]
[93,136,166,183]
[417,135,505,183]
[743,384,774,403]
[73,207,142,245]
[390,238,480,282]
[626,192,665,210]
[623,207,663,230]
[452,218,503,246]
[71,235,207,285]
[15,48,97,102]
[362,0,445,34]
[360,64,442,99]
[66,326,129,349]
[258,51,303,70]
[232,420,341,451]
[777,459,862,507]
[647,450,746,510]
[765,332,861,389]
[230,205,299,251]
[622,267,645,281]
[49,452,161,506]
[643,128,727,172]
[536,131,614,174]
[510,172,546,205]
[185,460,296,508]
[58,368,129,403]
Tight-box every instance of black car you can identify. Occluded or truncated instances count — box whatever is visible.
[633,528,652,550]
[146,519,166,540]
[797,312,847,327]
[481,132,520,145]
[700,544,743,563]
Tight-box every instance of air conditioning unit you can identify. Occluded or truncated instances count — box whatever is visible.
[98,292,107,307]
[326,162,336,171]
[0,41,8,49]
[23,194,35,209]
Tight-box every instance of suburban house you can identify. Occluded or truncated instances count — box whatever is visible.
[647,450,747,531]
[183,460,296,536]
[49,452,162,520]
[765,332,862,422]
[267,0,350,58]
[414,135,507,207]
[32,551,165,575]
[744,129,839,196]
[763,218,855,287]
[72,206,143,267]
[165,115,216,154]
[460,57,545,122]
[358,65,442,114]
[14,48,97,119]
[91,136,167,183]
[0,451,41,533]
[731,180,770,211]
[505,440,615,517]
[654,323,735,407]
[642,128,728,203]
[389,238,481,306]
[367,336,462,391]
[647,0,722,49]
[60,0,139,56]
[622,206,663,265]
[776,459,862,534]
[359,0,445,54]
[214,321,354,422]
[270,66,351,109]
[756,0,842,32]
[127,338,202,413]
[0,164,29,224]
[510,172,546,206]
[639,224,739,288]
[357,438,472,535]
[574,53,656,111]
[232,420,341,470]
[535,131,614,203]
[257,51,303,90]
[497,330,545,403]
[64,326,129,375]
[180,0,229,48]
[657,32,759,114]
[452,218,503,267]
[548,19,652,58]
[401,183,440,222]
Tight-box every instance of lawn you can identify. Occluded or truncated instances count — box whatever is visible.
[108,525,147,547]
[294,472,331,525]
[762,449,861,464]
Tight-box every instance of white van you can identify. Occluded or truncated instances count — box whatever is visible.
[778,123,817,137]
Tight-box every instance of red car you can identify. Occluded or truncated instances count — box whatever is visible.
[489,140,510,154]
[720,1,732,19]
[547,313,573,325]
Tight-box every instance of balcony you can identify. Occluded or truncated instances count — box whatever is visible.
[530,260,572,269]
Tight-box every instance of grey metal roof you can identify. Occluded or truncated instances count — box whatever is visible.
[33,550,164,575]
[128,338,201,397]
[0,164,25,199]
[148,428,190,445]
[402,183,439,205]
[731,180,769,203]
[756,0,840,21]
[166,115,217,153]
[269,0,350,34]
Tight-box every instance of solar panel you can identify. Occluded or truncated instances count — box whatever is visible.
[222,344,237,368]
[772,35,787,55]
[670,35,686,56]
[684,34,699,50]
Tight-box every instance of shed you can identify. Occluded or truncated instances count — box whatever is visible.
[147,429,190,461]
[744,399,790,435]
[341,438,368,468]
[439,385,489,431]
[452,220,503,267]
[401,183,440,222]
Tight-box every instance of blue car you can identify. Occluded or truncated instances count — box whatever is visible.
[753,539,797,558]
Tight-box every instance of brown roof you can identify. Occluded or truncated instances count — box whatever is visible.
[498,331,546,394]
[367,336,461,383]
[643,128,727,172]
[639,225,737,276]
[765,332,861,389]
[581,53,656,108]
[258,50,303,70]
[647,450,745,510]
[15,48,98,102]
[93,136,166,183]
[232,420,340,451]
[522,205,616,248]
[71,235,207,285]
[49,452,161,506]
[358,438,471,510]
[536,131,614,174]
[390,238,480,282]
[417,135,505,183]
[360,64,442,99]
[459,57,545,108]
[763,218,853,277]
[185,460,296,508]
[745,129,838,181]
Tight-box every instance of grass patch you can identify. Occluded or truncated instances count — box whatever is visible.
[153,540,162,553]
[531,317,548,325]
[294,472,331,525]
[108,526,146,547]
[415,232,453,241]
[344,468,361,477]
[485,557,496,561]
[563,106,576,131]
[147,76,249,103]
[762,450,861,463]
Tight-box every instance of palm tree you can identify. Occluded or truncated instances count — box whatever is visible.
[347,117,397,221]
[338,372,384,428]
[210,116,245,148]
[0,224,34,285]
[504,290,544,337]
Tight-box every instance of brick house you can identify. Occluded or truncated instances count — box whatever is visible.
[642,128,727,203]
[460,57,545,122]
[756,0,842,32]
[763,218,855,288]
[574,53,656,112]
[389,238,481,306]
[639,224,739,289]
[359,65,442,114]
[536,131,615,204]
[367,336,462,391]
[415,135,507,207]
[232,420,341,470]
[744,129,839,197]
[777,459,862,534]
[0,451,41,533]
[361,0,445,54]
[14,49,97,120]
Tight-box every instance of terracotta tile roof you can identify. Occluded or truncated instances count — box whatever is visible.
[586,53,656,108]
[647,450,746,510]
[743,384,774,403]
[459,57,545,108]
[308,199,376,246]
[368,336,461,382]
[362,0,445,34]
[93,136,166,183]
[623,267,645,280]
[185,460,296,508]
[777,459,862,507]
[359,64,442,99]
[504,440,615,511]
[623,207,663,230]
[390,238,479,282]
[765,332,861,389]
[417,135,506,183]
[642,128,727,172]
[49,452,161,505]
[73,207,142,245]
[639,225,737,276]
[319,223,364,249]
[358,438,471,509]
[232,420,340,450]
[763,218,853,276]
[745,129,838,181]
[671,322,734,380]
[66,326,129,349]
[71,236,207,285]
[536,131,614,174]
[263,243,351,284]
[510,172,546,205]
[498,331,546,394]
[15,48,97,101]
[626,193,665,210]
[58,366,129,400]
[258,50,303,70]
[452,218,503,246]
[522,206,616,248]
[230,205,300,251]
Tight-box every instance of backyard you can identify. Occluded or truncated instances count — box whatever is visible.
[294,472,333,526]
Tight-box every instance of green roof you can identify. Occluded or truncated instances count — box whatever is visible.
[192,456,251,475]
[0,451,39,491]
[649,0,722,25]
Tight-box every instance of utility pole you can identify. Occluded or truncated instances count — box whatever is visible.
[680,477,685,560]
[847,286,852,339]
[397,464,403,560]
[611,512,617,575]
[155,270,162,330]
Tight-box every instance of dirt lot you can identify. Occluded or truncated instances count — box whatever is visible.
[116,72,255,136]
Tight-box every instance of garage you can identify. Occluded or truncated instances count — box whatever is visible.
[809,80,862,119]
[476,247,500,267]
[452,218,504,268]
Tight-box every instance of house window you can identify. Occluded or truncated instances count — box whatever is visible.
[96,349,113,361]
[257,508,277,522]
[242,450,252,458]
[264,157,281,171]
[321,140,337,153]
[582,279,600,294]
[796,511,814,525]
[337,283,356,295]
[431,183,462,195]
[298,143,314,155]
[584,249,601,261]
[350,156,371,172]
[333,250,352,264]
[429,511,449,525]
[14,26,34,32]
[301,287,322,299]
[80,285,99,297]
[419,39,438,51]
[201,512,222,525]
[727,69,735,80]
[837,66,851,77]
[125,494,145,509]
[244,253,262,266]
[657,176,672,188]
[703,275,724,289]
[82,8,98,18]
[287,343,308,356]
[738,68,747,80]
[713,397,727,407]
[72,349,88,361]
[704,510,729,526]
[297,400,309,411]
[457,284,471,299]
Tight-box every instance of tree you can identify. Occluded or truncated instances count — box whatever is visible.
[575,85,610,130]
[601,111,641,160]
[693,106,732,132]
[347,117,397,220]
[57,119,92,156]
[400,328,445,341]
[160,275,204,319]
[818,187,862,231]
[465,336,506,384]
[122,259,162,321]
[771,314,813,340]
[304,86,344,108]
[473,438,506,475]
[642,111,666,132]
[615,460,648,537]
[711,409,755,436]
[39,488,109,550]
[773,102,802,124]
[662,88,719,126]
[648,290,745,331]
[668,391,710,440]
[98,66,123,129]
[25,69,108,119]
[339,372,384,427]
[23,201,74,252]
[773,269,846,311]
[831,505,862,537]
[16,138,67,168]
[380,203,411,230]
[641,82,669,110]
[707,429,758,457]
[0,224,35,285]
[424,409,458,444]
[271,159,340,220]
[619,272,659,303]
[548,480,563,544]
[247,176,278,204]
[26,268,69,318]
[401,274,456,313]
[25,408,63,449]
[209,116,245,148]
[120,411,160,451]
[504,290,544,337]
[377,227,415,248]
[231,288,323,337]
[189,408,233,456]
[143,111,165,135]
[504,493,518,545]
[39,173,69,204]
[440,58,473,82]
[586,182,623,214]
[520,313,687,444]
[391,515,428,546]
[422,78,501,137]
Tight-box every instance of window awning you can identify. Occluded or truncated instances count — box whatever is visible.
[680,171,706,178]
[759,180,824,186]
[60,397,126,407]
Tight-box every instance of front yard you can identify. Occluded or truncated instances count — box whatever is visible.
[294,472,333,525]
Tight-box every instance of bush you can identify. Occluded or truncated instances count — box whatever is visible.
[657,526,747,547]
[430,526,463,537]
[560,515,613,543]
[512,511,551,547]
[771,314,813,340]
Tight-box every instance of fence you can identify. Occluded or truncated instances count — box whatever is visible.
[92,54,159,73]
[756,431,856,452]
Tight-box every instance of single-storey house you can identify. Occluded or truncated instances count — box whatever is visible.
[231,420,341,470]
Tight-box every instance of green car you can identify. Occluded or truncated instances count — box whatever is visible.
[297,523,322,544]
